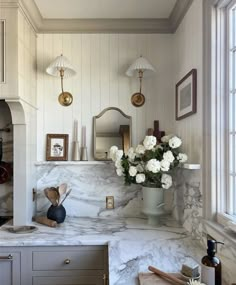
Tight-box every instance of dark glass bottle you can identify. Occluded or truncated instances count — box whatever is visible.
[201,240,224,285]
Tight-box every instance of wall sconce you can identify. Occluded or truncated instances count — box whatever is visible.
[46,55,76,106]
[126,56,156,107]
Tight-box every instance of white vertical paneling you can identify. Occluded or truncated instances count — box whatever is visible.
[37,34,45,159]
[173,0,203,163]
[117,35,129,114]
[62,34,73,159]
[44,34,57,135]
[109,34,119,107]
[81,35,92,158]
[37,34,175,161]
[100,34,110,110]
[136,34,148,145]
[90,34,100,116]
[126,34,138,146]
[71,34,82,140]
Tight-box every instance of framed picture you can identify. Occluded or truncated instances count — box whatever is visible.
[176,69,197,120]
[46,134,69,161]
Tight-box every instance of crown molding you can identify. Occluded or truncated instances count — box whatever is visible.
[1,0,194,34]
[0,1,19,8]
[40,18,171,34]
[169,0,194,33]
[18,0,42,32]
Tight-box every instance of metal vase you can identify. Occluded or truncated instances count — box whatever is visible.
[72,141,80,161]
[81,147,88,161]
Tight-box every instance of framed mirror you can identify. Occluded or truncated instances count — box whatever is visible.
[93,107,132,160]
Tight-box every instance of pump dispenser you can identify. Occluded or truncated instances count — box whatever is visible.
[201,239,224,285]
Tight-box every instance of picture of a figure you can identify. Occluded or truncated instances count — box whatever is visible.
[52,142,63,156]
[50,138,64,157]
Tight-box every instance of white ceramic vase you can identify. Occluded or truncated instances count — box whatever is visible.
[142,186,165,226]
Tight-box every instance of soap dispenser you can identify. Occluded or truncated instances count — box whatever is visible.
[201,239,224,285]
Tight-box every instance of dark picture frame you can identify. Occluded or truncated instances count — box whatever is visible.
[46,134,69,161]
[176,69,197,120]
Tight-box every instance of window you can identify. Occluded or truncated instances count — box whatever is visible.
[207,0,236,225]
[227,1,236,217]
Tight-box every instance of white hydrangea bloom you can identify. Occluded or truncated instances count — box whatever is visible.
[163,150,175,163]
[135,144,146,154]
[127,147,136,161]
[160,159,170,171]
[169,136,182,148]
[115,159,122,168]
[110,146,118,161]
[161,174,172,189]
[177,153,188,163]
[146,159,161,173]
[136,173,145,184]
[143,136,157,150]
[129,166,137,177]
[136,163,144,172]
[116,168,123,176]
[161,134,173,143]
[114,150,124,161]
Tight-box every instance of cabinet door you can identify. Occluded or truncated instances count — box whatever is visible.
[0,252,21,285]
[33,275,104,285]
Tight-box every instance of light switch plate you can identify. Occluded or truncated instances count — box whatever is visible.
[106,196,114,209]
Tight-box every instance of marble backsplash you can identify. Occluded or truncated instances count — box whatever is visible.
[35,162,202,227]
[35,162,143,218]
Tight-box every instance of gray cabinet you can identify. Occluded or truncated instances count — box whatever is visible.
[0,245,108,285]
[23,245,108,285]
[0,250,21,285]
[32,276,104,285]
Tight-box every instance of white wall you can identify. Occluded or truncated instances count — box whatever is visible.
[36,34,175,161]
[172,0,203,164]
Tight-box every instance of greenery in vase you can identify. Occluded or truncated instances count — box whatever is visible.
[110,135,188,189]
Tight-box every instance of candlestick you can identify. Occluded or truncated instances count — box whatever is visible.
[81,126,86,147]
[84,126,86,147]
[74,120,78,142]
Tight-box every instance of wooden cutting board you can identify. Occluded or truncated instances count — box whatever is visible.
[139,272,185,285]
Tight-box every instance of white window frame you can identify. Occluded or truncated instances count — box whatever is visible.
[203,0,236,226]
[226,1,236,217]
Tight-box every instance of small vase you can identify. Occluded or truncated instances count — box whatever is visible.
[47,204,66,223]
[142,186,165,226]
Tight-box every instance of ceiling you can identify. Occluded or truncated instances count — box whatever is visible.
[33,0,177,19]
[17,0,193,33]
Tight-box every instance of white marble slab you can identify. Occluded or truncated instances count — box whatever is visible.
[0,216,204,285]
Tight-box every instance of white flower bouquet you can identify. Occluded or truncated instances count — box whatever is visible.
[110,134,187,189]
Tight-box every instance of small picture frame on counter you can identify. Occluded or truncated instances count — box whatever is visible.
[46,134,69,161]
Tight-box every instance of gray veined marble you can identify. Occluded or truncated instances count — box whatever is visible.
[36,163,144,218]
[0,216,205,285]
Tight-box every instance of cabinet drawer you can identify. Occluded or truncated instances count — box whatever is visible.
[32,248,105,271]
[33,275,104,285]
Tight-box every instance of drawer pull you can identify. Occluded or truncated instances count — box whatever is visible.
[64,258,70,264]
[0,254,13,260]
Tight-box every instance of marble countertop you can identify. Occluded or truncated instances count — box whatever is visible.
[0,216,204,285]
[0,216,188,246]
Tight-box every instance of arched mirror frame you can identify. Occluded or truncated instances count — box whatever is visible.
[93,107,132,161]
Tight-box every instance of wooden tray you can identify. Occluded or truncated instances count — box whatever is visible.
[139,272,185,285]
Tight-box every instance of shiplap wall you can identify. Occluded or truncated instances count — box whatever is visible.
[37,34,175,161]
[16,10,37,224]
[173,0,203,164]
